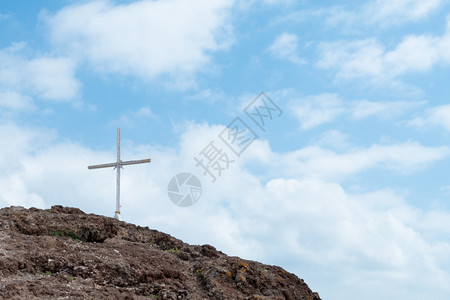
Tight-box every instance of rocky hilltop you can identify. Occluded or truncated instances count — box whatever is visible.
[0,206,321,300]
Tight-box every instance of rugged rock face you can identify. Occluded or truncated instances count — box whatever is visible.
[0,205,321,300]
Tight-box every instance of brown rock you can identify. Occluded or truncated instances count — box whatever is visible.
[0,205,321,300]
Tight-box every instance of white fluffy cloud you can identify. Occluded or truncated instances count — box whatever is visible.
[280,2,448,83]
[365,0,443,25]
[0,43,80,103]
[409,104,450,132]
[318,39,384,80]
[262,0,294,5]
[289,93,424,130]
[289,93,345,130]
[267,32,305,65]
[350,99,425,119]
[0,123,56,207]
[2,121,450,300]
[245,140,449,180]
[110,107,159,128]
[0,91,35,111]
[45,0,234,87]
[317,23,450,81]
[275,0,444,30]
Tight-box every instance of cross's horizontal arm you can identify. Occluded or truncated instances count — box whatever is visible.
[120,158,151,166]
[88,158,151,170]
[88,162,117,169]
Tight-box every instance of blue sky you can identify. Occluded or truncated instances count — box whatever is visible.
[1,0,450,299]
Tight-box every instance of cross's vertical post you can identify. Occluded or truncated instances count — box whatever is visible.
[88,128,151,220]
[115,128,121,220]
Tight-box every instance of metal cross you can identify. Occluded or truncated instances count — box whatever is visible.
[88,128,151,220]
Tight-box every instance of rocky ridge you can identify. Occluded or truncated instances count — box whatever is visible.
[0,205,321,300]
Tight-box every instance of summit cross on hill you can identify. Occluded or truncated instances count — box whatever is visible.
[88,128,151,220]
